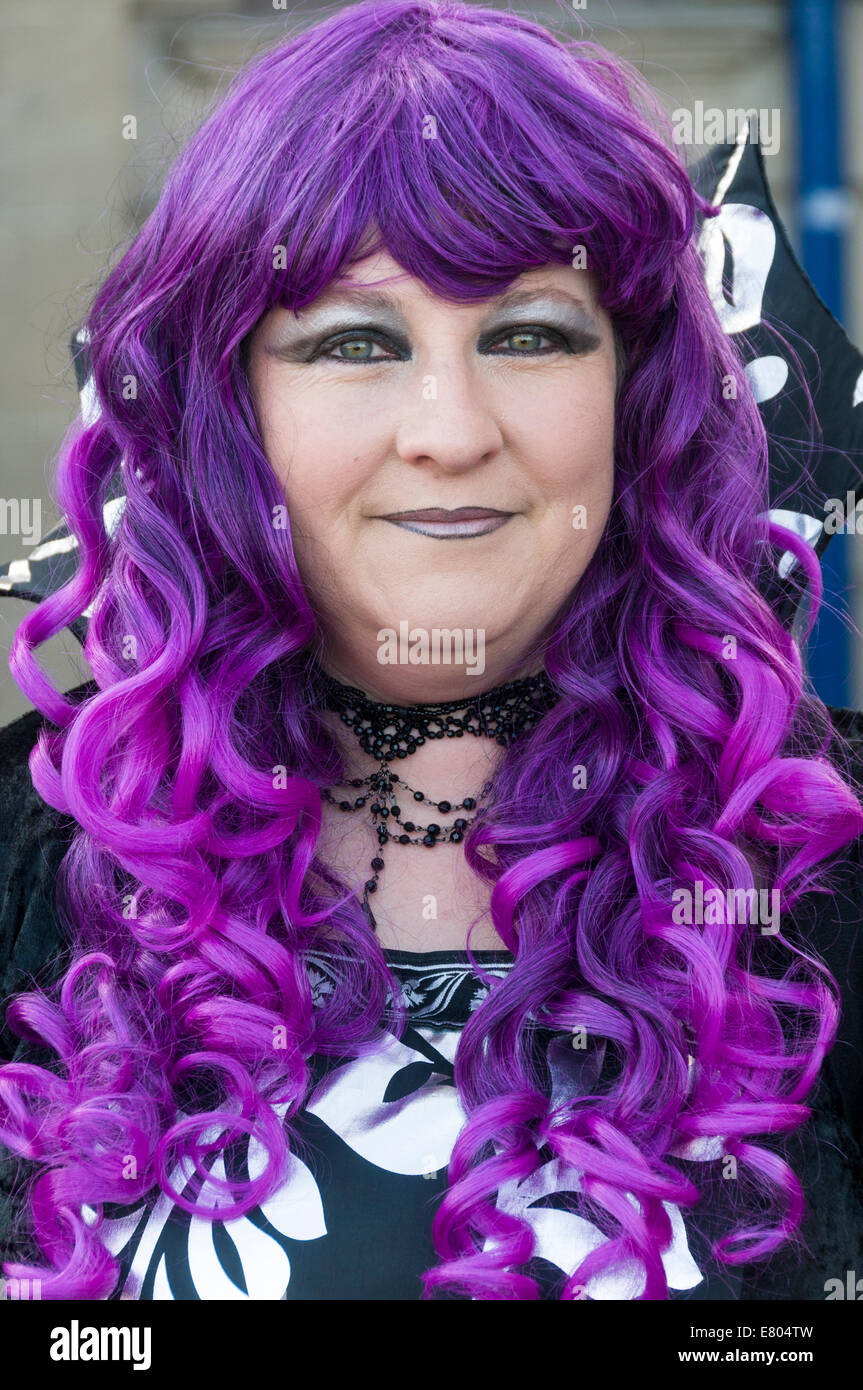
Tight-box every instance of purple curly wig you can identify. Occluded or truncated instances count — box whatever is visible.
[2,0,862,1301]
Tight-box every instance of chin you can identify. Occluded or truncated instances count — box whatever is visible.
[382,567,526,615]
[367,599,510,641]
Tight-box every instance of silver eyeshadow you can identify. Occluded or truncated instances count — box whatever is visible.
[264,287,604,360]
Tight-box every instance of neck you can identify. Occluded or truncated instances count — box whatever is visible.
[319,650,546,706]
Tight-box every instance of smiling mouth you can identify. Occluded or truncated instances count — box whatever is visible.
[377,507,515,539]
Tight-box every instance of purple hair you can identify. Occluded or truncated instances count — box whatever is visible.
[2,0,862,1300]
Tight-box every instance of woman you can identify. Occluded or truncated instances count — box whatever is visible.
[1,0,862,1302]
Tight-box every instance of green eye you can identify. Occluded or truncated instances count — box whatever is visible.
[501,331,549,352]
[488,327,566,355]
[330,337,384,360]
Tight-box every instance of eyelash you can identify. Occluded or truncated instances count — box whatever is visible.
[313,324,577,363]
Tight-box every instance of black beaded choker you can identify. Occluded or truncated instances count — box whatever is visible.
[317,669,559,930]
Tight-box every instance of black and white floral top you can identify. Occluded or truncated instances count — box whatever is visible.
[85,947,717,1302]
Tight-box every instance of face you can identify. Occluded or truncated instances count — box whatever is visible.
[246,249,618,701]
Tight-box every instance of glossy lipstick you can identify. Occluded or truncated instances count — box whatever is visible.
[378,506,514,539]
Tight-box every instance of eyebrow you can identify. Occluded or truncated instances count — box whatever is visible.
[290,284,597,322]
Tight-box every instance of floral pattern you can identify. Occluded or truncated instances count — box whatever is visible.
[81,951,718,1301]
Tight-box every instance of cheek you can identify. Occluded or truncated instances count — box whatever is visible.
[521,387,616,583]
[523,382,616,508]
[258,400,370,527]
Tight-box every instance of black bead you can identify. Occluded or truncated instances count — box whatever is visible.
[318,672,558,789]
[355,797,366,807]
[371,857,385,870]
[463,797,476,810]
[339,800,351,811]
[391,805,401,817]
[398,834,410,844]
[422,834,435,845]
[403,822,415,832]
[414,791,424,802]
[427,824,440,835]
[437,800,451,813]
[365,880,377,892]
[454,818,467,830]
[450,831,463,843]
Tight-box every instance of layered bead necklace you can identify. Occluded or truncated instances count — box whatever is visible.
[318,669,559,929]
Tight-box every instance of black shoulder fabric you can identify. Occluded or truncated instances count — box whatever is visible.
[0,687,94,1273]
[731,704,863,1298]
[0,689,93,1064]
[803,706,863,1135]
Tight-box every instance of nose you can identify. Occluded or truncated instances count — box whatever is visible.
[394,362,504,475]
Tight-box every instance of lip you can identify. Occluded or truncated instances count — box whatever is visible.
[377,506,515,539]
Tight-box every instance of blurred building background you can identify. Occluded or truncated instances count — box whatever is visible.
[2,0,863,724]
